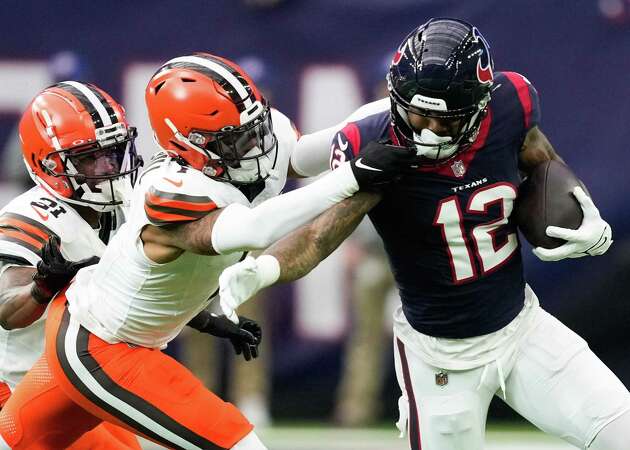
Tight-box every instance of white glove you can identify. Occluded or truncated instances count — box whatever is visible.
[533,187,612,261]
[219,255,280,324]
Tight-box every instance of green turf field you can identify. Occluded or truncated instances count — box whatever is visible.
[141,423,577,449]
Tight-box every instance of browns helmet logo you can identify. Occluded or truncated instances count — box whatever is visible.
[472,27,493,84]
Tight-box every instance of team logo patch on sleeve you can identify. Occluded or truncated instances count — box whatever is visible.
[472,27,493,84]
[329,126,360,170]
[144,187,217,226]
[0,213,57,255]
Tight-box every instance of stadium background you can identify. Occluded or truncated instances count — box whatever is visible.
[1,0,629,447]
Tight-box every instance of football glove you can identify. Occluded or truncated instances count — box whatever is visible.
[219,255,280,324]
[188,311,262,361]
[533,187,612,261]
[349,140,417,190]
[31,236,100,304]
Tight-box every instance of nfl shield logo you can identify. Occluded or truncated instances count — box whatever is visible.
[451,160,466,177]
[435,371,448,386]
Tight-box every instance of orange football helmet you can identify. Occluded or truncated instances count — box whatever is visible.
[20,81,142,211]
[145,53,277,185]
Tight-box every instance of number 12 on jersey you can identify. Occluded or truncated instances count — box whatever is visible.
[433,183,519,284]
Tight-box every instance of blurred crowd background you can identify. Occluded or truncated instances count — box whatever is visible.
[1,0,629,435]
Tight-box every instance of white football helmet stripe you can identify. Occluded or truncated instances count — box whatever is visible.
[61,81,113,127]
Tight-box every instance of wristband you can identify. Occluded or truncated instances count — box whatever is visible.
[256,255,281,288]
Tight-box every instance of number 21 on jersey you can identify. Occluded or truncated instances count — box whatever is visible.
[434,183,518,284]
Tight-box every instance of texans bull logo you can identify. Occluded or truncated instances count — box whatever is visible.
[391,38,410,66]
[472,27,493,84]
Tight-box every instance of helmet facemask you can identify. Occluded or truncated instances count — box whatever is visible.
[167,101,279,186]
[390,93,489,164]
[40,123,143,212]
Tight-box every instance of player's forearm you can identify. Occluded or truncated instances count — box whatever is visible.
[264,192,381,283]
[0,284,46,330]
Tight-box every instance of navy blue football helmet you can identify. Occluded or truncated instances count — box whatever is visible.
[388,18,494,163]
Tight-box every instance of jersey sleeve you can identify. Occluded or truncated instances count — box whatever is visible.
[291,99,390,177]
[144,184,218,226]
[329,123,361,170]
[0,212,57,265]
[502,71,541,131]
[142,165,221,227]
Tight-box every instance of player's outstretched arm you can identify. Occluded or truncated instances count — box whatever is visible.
[141,162,360,262]
[142,144,414,263]
[218,192,381,321]
[519,127,612,260]
[268,191,381,283]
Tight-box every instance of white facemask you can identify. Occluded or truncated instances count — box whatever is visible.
[413,128,460,160]
[226,146,278,183]
[78,177,132,212]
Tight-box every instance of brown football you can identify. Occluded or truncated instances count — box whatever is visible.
[513,160,585,249]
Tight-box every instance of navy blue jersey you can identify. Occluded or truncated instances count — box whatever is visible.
[331,72,541,338]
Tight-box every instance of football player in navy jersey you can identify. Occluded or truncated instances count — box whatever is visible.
[218,18,629,450]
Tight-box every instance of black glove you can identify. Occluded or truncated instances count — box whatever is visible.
[31,236,100,304]
[188,311,262,361]
[349,140,418,190]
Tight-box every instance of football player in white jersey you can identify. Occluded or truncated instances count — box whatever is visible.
[0,82,143,448]
[0,53,418,450]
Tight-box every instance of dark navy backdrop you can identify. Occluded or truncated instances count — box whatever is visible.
[2,0,629,420]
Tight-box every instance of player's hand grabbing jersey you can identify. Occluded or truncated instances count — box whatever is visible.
[0,186,122,389]
[67,109,296,349]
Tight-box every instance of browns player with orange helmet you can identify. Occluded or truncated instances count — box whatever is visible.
[0,53,418,450]
[0,82,142,448]
[20,81,142,212]
[145,54,278,186]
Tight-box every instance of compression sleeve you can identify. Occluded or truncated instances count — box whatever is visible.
[211,161,358,254]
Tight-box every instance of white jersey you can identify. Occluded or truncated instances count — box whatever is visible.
[67,109,297,349]
[0,186,124,389]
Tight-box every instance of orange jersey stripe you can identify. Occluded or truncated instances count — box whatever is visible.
[0,217,49,242]
[0,229,45,250]
[144,204,200,224]
[145,192,217,213]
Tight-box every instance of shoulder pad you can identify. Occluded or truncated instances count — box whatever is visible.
[0,188,61,264]
[494,71,541,131]
[141,159,245,226]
